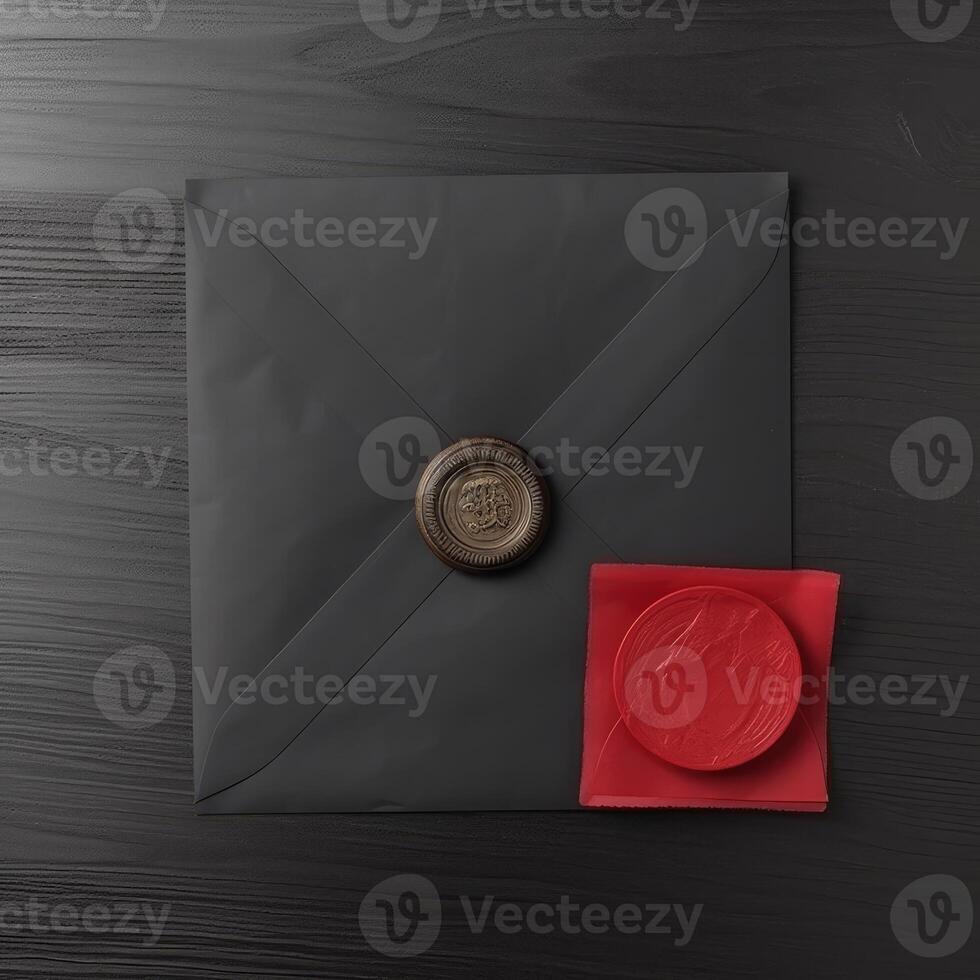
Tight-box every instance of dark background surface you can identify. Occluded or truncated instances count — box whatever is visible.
[0,0,978,976]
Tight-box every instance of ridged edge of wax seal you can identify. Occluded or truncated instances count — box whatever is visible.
[414,436,549,573]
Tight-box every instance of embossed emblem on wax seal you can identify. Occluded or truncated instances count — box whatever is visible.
[415,437,549,572]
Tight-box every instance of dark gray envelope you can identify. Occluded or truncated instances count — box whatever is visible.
[186,172,791,813]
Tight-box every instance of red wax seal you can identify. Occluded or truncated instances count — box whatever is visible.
[613,586,803,771]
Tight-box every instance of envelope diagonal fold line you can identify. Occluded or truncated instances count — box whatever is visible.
[185,199,453,443]
[519,187,788,444]
[196,495,624,802]
[196,514,451,802]
[564,198,788,497]
[198,274,365,445]
[521,188,789,498]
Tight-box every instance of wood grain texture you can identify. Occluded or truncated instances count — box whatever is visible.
[1,0,979,976]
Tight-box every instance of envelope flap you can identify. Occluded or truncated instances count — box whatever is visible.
[522,184,788,495]
[187,173,788,442]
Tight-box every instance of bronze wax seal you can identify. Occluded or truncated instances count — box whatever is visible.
[415,437,549,572]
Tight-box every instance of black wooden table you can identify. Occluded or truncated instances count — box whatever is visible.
[0,1,977,976]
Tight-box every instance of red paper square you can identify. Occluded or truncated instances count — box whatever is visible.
[580,564,841,812]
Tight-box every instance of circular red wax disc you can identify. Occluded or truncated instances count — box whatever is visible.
[613,586,802,771]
